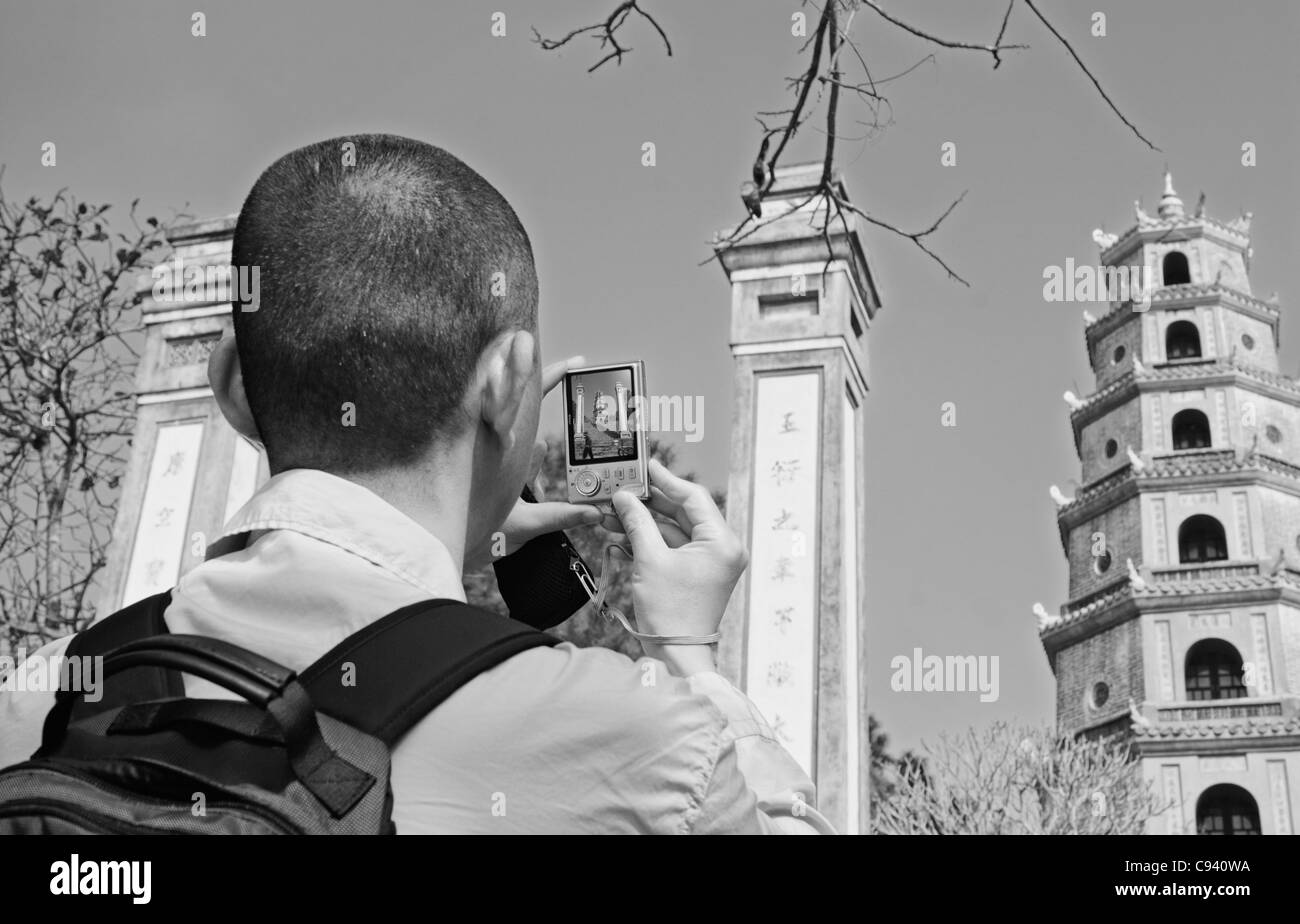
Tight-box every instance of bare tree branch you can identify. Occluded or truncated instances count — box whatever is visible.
[992,0,1017,68]
[821,3,841,187]
[1020,0,1159,151]
[540,0,1159,287]
[763,3,831,187]
[838,190,971,286]
[859,0,1028,57]
[532,0,672,73]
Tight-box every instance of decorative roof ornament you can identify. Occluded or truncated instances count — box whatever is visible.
[1091,228,1118,250]
[1194,191,1206,218]
[1063,391,1085,411]
[1049,484,1073,506]
[1033,603,1062,632]
[1227,211,1253,234]
[1237,432,1260,466]
[1134,199,1152,224]
[1157,170,1184,219]
[1128,698,1151,728]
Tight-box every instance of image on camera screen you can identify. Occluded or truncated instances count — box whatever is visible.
[567,367,640,464]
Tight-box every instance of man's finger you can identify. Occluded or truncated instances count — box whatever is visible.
[517,501,602,536]
[528,439,546,482]
[648,459,727,536]
[599,511,623,533]
[602,517,685,548]
[541,355,587,396]
[612,490,666,558]
[647,486,692,536]
[652,516,691,549]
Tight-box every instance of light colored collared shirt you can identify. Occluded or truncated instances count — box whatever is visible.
[0,470,832,834]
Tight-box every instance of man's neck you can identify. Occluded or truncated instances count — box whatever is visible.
[341,446,473,575]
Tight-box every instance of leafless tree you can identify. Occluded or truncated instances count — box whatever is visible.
[0,178,181,655]
[873,722,1168,834]
[535,0,1158,286]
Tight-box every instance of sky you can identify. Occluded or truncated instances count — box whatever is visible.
[2,0,1297,752]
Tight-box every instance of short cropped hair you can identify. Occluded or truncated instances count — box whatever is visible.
[230,134,538,474]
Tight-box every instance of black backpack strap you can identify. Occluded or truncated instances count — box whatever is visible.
[298,599,556,745]
[55,592,553,748]
[63,591,183,720]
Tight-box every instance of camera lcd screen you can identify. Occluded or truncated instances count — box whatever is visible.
[566,367,640,464]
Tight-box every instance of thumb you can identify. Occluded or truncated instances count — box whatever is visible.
[528,439,547,482]
[507,501,600,547]
[524,501,603,533]
[612,490,664,558]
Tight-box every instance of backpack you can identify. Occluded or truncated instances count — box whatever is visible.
[0,590,555,834]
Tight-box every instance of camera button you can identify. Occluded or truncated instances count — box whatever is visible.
[575,471,601,496]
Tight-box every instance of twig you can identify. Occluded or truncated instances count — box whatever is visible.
[860,0,1028,57]
[763,4,831,189]
[532,0,672,73]
[1020,0,1158,150]
[838,190,971,286]
[992,0,1016,68]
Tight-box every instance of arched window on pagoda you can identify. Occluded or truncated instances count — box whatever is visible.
[1184,639,1247,701]
[1163,251,1192,286]
[1178,515,1227,563]
[1166,320,1202,360]
[1172,409,1211,449]
[1197,784,1260,835]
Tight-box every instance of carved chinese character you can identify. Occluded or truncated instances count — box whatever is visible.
[771,556,794,582]
[162,451,187,477]
[767,661,792,687]
[770,459,800,486]
[773,606,794,633]
[779,412,798,434]
[154,507,174,528]
[771,508,795,531]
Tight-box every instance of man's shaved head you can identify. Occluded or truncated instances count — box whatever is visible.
[230,134,538,474]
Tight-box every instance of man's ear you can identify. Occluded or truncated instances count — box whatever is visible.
[208,331,263,446]
[477,329,537,450]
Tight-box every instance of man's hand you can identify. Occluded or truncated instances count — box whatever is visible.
[464,355,602,571]
[611,459,749,676]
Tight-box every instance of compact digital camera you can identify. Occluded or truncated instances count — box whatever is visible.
[562,360,650,505]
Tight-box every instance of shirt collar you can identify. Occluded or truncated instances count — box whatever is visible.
[207,468,464,601]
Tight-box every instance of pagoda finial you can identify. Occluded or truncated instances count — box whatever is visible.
[1158,170,1185,219]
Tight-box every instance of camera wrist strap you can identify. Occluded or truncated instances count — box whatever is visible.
[569,544,721,646]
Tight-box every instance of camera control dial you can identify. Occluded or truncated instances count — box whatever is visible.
[574,470,602,497]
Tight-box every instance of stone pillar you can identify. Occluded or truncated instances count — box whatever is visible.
[99,216,266,617]
[714,163,879,833]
